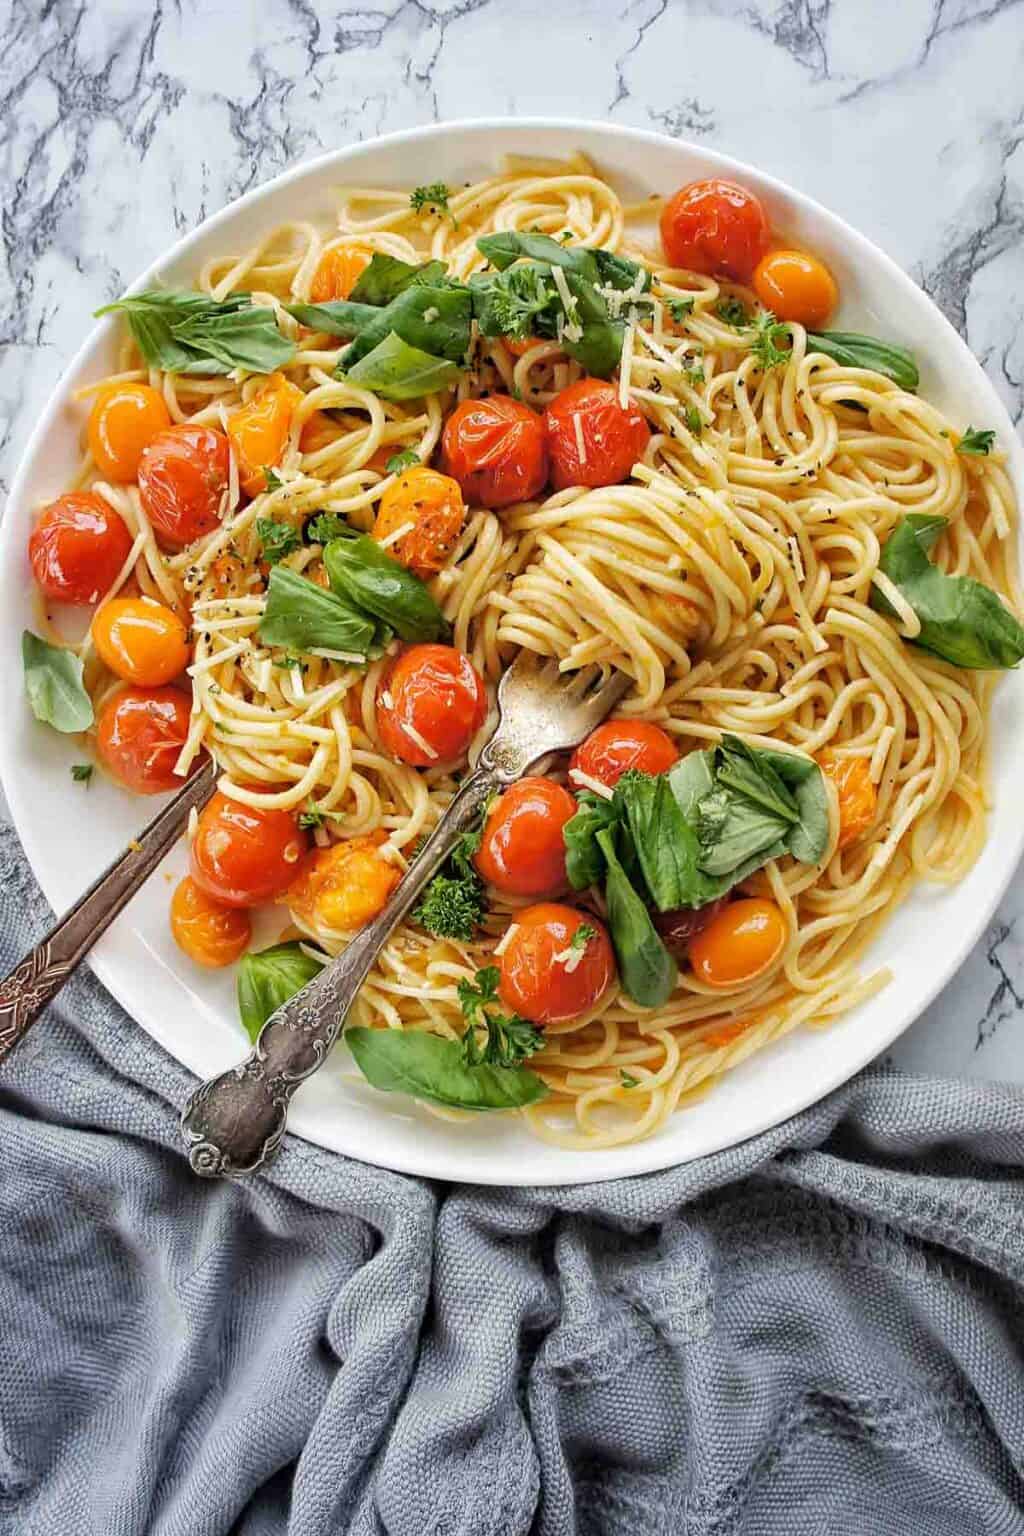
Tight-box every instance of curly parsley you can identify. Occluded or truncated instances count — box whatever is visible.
[748,311,791,370]
[957,426,996,457]
[385,449,421,474]
[457,966,543,1068]
[70,763,93,784]
[255,518,301,564]
[410,182,457,226]
[716,296,749,328]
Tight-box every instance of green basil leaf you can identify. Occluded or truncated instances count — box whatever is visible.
[323,532,450,643]
[348,254,448,305]
[591,248,652,294]
[477,230,600,279]
[806,330,919,392]
[596,827,677,1008]
[340,285,473,368]
[343,332,461,401]
[258,564,376,656]
[563,792,621,890]
[614,770,716,911]
[559,270,624,378]
[237,942,324,1043]
[715,736,800,824]
[346,1026,548,1110]
[752,748,830,864]
[22,631,94,734]
[97,291,295,375]
[170,307,296,373]
[871,514,1024,669]
[694,786,791,878]
[284,299,380,337]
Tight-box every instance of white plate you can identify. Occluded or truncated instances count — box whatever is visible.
[3,119,1022,1185]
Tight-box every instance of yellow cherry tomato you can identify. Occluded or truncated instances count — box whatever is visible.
[372,466,465,578]
[753,249,838,329]
[818,750,877,851]
[282,835,401,933]
[92,596,190,686]
[170,876,251,968]
[310,246,371,303]
[688,898,787,989]
[88,383,171,482]
[227,373,304,498]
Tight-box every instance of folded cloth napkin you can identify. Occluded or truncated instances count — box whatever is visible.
[2,819,1024,1536]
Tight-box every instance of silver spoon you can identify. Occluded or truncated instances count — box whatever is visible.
[179,653,631,1178]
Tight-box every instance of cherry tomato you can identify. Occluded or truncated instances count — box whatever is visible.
[87,382,171,482]
[688,898,787,989]
[29,493,134,605]
[299,411,339,454]
[138,424,230,550]
[503,335,539,358]
[817,750,877,851]
[283,835,400,932]
[660,179,771,282]
[544,378,651,490]
[753,249,838,329]
[310,246,371,303]
[570,719,679,791]
[170,875,251,968]
[653,898,725,958]
[92,597,189,686]
[227,373,304,498]
[376,644,487,767]
[95,685,196,795]
[190,791,307,907]
[205,552,248,599]
[474,776,576,897]
[440,395,548,509]
[498,902,615,1024]
[373,466,465,578]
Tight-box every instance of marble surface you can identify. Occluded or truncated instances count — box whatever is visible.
[2,0,1023,1082]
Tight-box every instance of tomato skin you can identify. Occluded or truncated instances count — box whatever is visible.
[660,179,771,282]
[440,396,548,509]
[138,425,230,550]
[373,466,465,578]
[817,750,876,851]
[92,597,189,686]
[283,835,400,932]
[653,898,725,958]
[688,898,787,988]
[474,777,576,897]
[88,383,171,482]
[96,685,196,795]
[376,644,487,767]
[498,902,615,1024]
[503,335,538,359]
[29,493,134,605]
[310,246,370,303]
[227,374,304,498]
[753,249,838,329]
[571,719,679,790]
[190,791,308,908]
[545,379,651,490]
[170,875,251,968]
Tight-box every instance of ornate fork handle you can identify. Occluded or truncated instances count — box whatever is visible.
[179,768,500,1177]
[0,759,218,1066]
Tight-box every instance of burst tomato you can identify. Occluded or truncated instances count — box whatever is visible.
[474,777,576,898]
[170,875,251,968]
[87,382,171,482]
[29,493,134,605]
[95,685,196,795]
[753,249,838,329]
[310,246,371,303]
[138,424,230,550]
[688,898,787,988]
[660,179,771,282]
[817,750,877,851]
[92,596,189,686]
[570,719,679,790]
[283,835,400,932]
[227,373,304,498]
[190,791,307,908]
[544,378,651,490]
[498,903,615,1024]
[440,395,548,509]
[376,644,487,767]
[653,899,726,958]
[373,466,465,578]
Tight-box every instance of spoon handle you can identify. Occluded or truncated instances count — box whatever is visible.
[179,768,498,1177]
[0,760,217,1066]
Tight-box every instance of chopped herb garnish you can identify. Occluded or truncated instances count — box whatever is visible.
[297,799,345,830]
[748,311,790,371]
[70,763,93,784]
[685,406,703,438]
[620,1070,640,1089]
[410,182,457,225]
[305,513,349,544]
[458,966,544,1068]
[716,297,749,328]
[957,426,996,457]
[264,467,284,492]
[385,448,421,474]
[570,922,597,951]
[667,298,694,324]
[255,518,301,565]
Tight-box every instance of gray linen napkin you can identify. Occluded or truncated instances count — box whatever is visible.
[2,817,1023,1536]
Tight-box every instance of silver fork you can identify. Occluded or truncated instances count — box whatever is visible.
[179,654,631,1177]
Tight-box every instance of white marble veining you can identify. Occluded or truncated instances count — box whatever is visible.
[2,0,1023,1082]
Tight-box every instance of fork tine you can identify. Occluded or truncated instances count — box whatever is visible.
[582,669,633,716]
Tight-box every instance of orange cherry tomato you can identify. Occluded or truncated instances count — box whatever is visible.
[283,835,401,933]
[570,719,679,790]
[503,335,539,358]
[817,750,877,851]
[310,246,371,303]
[653,898,726,957]
[474,776,576,898]
[299,411,340,454]
[95,685,196,795]
[544,378,651,490]
[372,466,465,578]
[87,382,171,482]
[376,644,487,767]
[205,552,248,599]
[688,898,787,989]
[92,597,189,686]
[753,249,838,329]
[440,395,548,509]
[28,492,134,605]
[170,875,251,968]
[227,373,304,498]
[138,424,230,550]
[190,791,308,908]
[498,902,615,1024]
[660,178,771,282]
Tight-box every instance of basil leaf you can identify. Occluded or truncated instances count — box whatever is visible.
[237,942,324,1043]
[477,230,600,279]
[258,564,376,656]
[343,332,461,401]
[559,270,624,378]
[591,248,652,294]
[284,299,379,337]
[346,1026,548,1110]
[563,792,621,890]
[695,786,790,878]
[752,748,830,864]
[806,330,919,392]
[348,254,448,305]
[596,827,677,1008]
[323,532,450,643]
[871,514,1024,669]
[614,770,716,911]
[714,736,800,825]
[340,285,473,368]
[22,631,94,734]
[170,307,296,373]
[96,290,295,375]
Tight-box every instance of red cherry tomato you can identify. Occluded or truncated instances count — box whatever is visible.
[544,378,651,490]
[660,179,771,282]
[570,719,679,790]
[190,791,308,908]
[138,424,230,550]
[498,902,615,1024]
[29,492,134,605]
[95,685,196,795]
[376,644,487,767]
[474,776,576,897]
[440,395,548,509]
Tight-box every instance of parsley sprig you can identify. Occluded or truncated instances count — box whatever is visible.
[457,966,544,1068]
[410,183,457,226]
[957,426,996,457]
[255,518,301,564]
[748,311,791,370]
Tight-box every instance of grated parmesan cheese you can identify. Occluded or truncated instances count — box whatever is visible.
[568,767,614,800]
[493,924,519,957]
[380,690,394,709]
[787,535,806,585]
[550,265,583,343]
[423,306,440,324]
[402,720,439,760]
[309,647,368,663]
[618,321,636,408]
[187,807,199,842]
[552,944,585,974]
[572,412,587,465]
[378,520,416,550]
